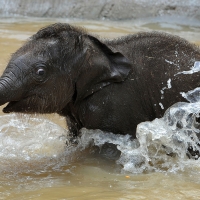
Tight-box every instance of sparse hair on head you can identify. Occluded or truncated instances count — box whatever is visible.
[31,23,87,41]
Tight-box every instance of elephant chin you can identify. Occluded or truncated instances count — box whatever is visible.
[3,96,60,114]
[3,101,16,113]
[3,96,42,114]
[3,100,34,114]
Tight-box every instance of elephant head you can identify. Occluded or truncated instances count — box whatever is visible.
[0,23,131,114]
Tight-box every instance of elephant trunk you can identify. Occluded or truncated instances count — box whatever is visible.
[0,75,23,107]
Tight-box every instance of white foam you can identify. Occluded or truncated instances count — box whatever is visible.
[165,59,174,65]
[181,87,200,103]
[167,78,172,89]
[176,61,200,75]
[159,102,164,109]
[160,79,172,99]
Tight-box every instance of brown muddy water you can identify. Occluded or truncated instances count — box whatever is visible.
[0,17,200,200]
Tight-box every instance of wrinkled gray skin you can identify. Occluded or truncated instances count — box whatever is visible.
[0,23,200,138]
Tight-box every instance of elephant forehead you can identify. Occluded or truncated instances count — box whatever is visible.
[12,38,59,59]
[10,53,30,67]
[11,53,44,67]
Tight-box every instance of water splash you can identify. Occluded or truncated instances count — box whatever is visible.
[0,114,71,173]
[77,102,200,173]
[176,61,200,75]
[181,87,200,103]
[0,102,200,175]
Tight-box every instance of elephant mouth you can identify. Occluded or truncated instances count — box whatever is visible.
[3,99,34,114]
[3,95,42,114]
[3,101,18,113]
[3,95,57,114]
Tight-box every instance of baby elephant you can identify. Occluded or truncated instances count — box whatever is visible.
[0,23,200,138]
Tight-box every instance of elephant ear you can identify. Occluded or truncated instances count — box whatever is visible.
[75,35,132,103]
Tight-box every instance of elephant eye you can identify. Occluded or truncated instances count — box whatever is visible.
[33,65,47,82]
[36,68,45,76]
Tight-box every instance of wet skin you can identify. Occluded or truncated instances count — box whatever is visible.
[0,23,200,138]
